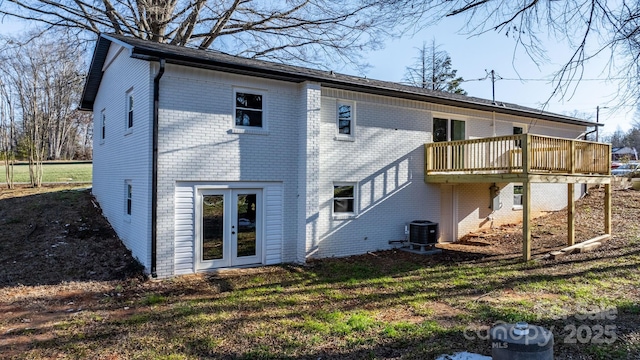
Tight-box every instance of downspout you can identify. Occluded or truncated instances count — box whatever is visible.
[151,58,165,278]
[492,111,496,137]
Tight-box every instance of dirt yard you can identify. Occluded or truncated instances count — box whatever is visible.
[0,184,638,359]
[0,185,145,286]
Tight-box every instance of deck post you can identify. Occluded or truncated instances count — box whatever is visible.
[424,144,430,181]
[522,180,532,261]
[567,183,575,246]
[605,183,612,235]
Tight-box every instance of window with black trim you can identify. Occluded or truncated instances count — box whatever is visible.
[126,89,134,130]
[235,91,263,128]
[333,183,356,215]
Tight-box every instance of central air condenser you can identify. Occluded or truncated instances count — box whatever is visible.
[409,220,438,245]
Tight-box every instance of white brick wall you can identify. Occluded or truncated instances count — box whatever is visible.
[91,47,590,275]
[297,82,322,263]
[154,64,302,276]
[315,90,440,258]
[92,43,153,269]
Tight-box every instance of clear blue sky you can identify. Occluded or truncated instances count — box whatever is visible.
[1,13,634,136]
[355,17,636,136]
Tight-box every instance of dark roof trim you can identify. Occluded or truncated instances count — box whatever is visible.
[81,34,602,128]
[80,36,110,110]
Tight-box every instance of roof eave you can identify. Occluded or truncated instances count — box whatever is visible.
[129,46,598,128]
[81,35,601,128]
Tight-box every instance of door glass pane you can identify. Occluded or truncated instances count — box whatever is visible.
[236,194,257,257]
[202,195,224,260]
[451,120,466,169]
[433,118,448,142]
[451,120,465,140]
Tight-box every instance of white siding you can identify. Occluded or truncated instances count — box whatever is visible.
[174,185,195,275]
[264,184,284,265]
[91,43,153,269]
[173,182,283,275]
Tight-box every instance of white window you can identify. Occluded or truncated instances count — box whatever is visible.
[513,184,523,210]
[234,90,264,128]
[433,117,465,142]
[100,109,106,142]
[125,180,132,217]
[336,101,355,139]
[126,89,134,130]
[333,183,356,217]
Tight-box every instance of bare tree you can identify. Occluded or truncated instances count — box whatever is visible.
[44,46,87,160]
[0,78,17,188]
[0,31,88,186]
[0,0,414,68]
[403,40,466,95]
[68,110,93,160]
[399,1,640,104]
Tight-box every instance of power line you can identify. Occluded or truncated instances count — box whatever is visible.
[462,76,627,83]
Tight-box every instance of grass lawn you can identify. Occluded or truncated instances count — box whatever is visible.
[0,186,639,359]
[0,162,92,183]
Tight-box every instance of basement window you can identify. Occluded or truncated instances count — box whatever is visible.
[333,183,356,218]
[513,184,523,210]
[125,180,132,220]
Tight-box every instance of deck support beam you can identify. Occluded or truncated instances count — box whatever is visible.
[567,183,575,246]
[605,184,612,235]
[522,180,531,261]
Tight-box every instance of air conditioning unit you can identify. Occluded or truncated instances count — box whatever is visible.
[409,220,438,245]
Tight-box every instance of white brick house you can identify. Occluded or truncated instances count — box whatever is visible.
[80,34,605,278]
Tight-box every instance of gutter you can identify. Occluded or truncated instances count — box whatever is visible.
[151,58,165,278]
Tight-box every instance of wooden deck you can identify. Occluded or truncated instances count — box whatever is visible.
[425,134,612,261]
[425,134,611,184]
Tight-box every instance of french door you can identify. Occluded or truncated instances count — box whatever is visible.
[197,189,262,270]
[433,118,466,170]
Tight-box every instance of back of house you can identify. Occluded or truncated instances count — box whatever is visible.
[81,34,603,278]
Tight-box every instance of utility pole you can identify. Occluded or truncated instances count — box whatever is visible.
[484,69,501,104]
[596,106,608,142]
[491,70,495,104]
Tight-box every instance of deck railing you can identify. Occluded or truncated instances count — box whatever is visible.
[425,134,611,176]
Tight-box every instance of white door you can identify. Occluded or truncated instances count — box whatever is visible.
[439,185,458,242]
[197,189,262,270]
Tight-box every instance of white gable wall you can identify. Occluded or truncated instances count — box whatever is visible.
[92,44,154,269]
[154,64,303,276]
